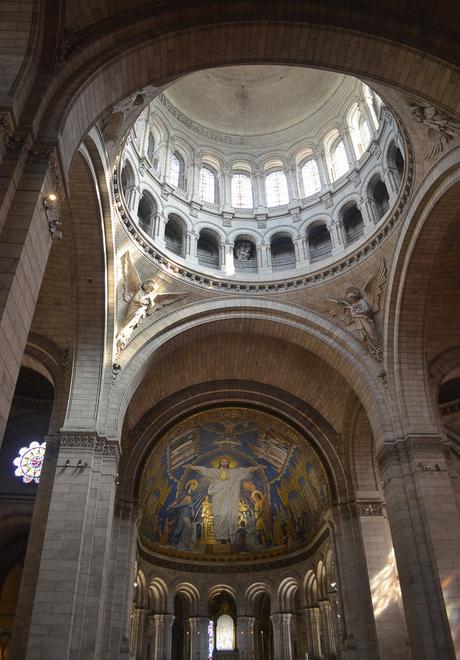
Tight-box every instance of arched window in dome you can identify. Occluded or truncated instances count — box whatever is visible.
[265,170,289,207]
[348,104,371,159]
[363,83,381,129]
[147,132,155,161]
[200,166,218,204]
[231,173,253,208]
[216,614,234,651]
[307,223,332,263]
[197,230,220,269]
[164,214,185,256]
[368,176,390,221]
[137,192,157,235]
[121,160,135,207]
[169,151,186,190]
[330,140,348,180]
[301,159,321,197]
[270,233,296,272]
[341,202,364,245]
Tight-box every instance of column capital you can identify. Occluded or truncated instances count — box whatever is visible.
[376,435,447,476]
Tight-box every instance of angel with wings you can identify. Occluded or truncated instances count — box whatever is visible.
[115,252,186,357]
[313,260,386,360]
[411,103,460,159]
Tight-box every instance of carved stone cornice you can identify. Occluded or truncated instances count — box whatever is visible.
[159,94,246,145]
[59,432,120,461]
[357,501,385,516]
[376,436,446,477]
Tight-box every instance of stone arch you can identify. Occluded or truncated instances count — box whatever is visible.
[18,15,458,178]
[108,299,393,444]
[278,576,301,612]
[384,150,460,434]
[148,577,169,613]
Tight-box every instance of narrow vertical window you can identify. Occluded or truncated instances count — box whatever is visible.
[231,174,253,208]
[301,159,321,196]
[265,170,289,207]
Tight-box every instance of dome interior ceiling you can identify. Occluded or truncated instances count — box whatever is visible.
[164,65,347,136]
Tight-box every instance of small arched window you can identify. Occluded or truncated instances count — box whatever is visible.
[348,104,371,158]
[147,133,155,161]
[231,173,253,208]
[301,159,321,197]
[200,166,217,204]
[197,230,220,269]
[307,223,332,263]
[369,177,390,221]
[216,614,235,651]
[164,214,184,256]
[342,203,364,244]
[265,170,289,207]
[169,151,186,189]
[330,140,348,181]
[137,193,157,235]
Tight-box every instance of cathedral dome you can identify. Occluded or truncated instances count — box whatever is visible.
[116,65,409,290]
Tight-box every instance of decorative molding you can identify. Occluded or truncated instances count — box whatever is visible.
[159,94,247,145]
[59,433,120,460]
[357,502,384,516]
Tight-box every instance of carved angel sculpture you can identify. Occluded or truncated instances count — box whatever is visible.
[115,252,186,357]
[312,260,386,360]
[411,104,460,159]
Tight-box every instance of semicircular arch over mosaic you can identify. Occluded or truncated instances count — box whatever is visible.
[139,408,330,562]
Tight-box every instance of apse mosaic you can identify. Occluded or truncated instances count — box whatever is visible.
[139,408,330,561]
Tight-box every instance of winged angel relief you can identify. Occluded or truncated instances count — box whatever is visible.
[311,260,386,361]
[115,252,187,357]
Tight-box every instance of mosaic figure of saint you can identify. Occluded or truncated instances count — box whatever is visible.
[187,458,258,542]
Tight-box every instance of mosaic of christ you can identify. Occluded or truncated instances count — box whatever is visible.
[139,408,330,560]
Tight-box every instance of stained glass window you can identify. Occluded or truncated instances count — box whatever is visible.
[265,171,289,207]
[13,441,46,483]
[200,167,216,204]
[169,153,181,187]
[231,174,253,208]
[208,619,214,660]
[216,614,234,650]
[331,140,348,180]
[301,159,321,196]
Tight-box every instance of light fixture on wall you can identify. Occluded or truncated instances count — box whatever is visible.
[42,193,63,239]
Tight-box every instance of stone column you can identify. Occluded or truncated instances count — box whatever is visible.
[341,129,356,168]
[377,436,460,659]
[328,220,345,252]
[129,608,148,659]
[270,612,294,660]
[326,504,380,660]
[302,607,321,659]
[185,616,209,660]
[254,169,265,208]
[358,198,377,229]
[101,501,138,659]
[0,147,58,444]
[315,149,329,189]
[22,433,119,660]
[9,435,60,659]
[222,165,232,207]
[285,163,299,202]
[318,600,337,657]
[237,615,256,660]
[148,613,175,660]
[192,159,201,200]
[221,242,235,275]
[356,498,410,660]
[383,167,399,197]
